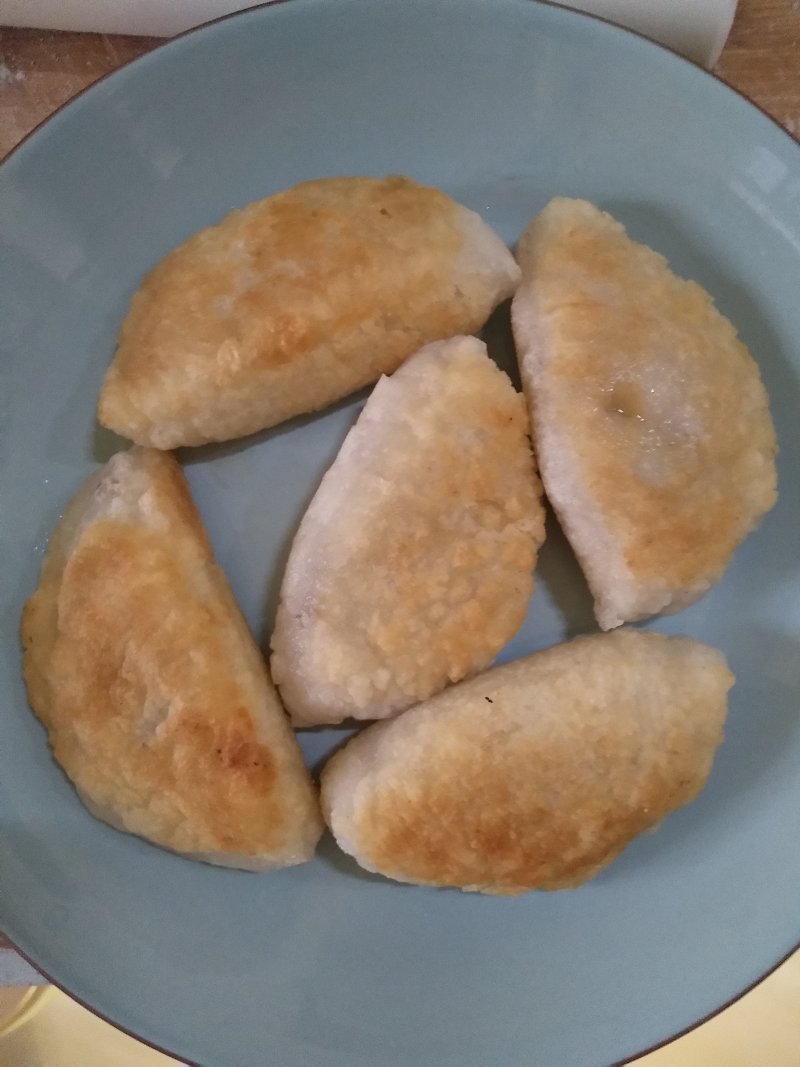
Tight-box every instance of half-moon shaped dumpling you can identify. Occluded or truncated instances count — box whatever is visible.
[21,447,323,869]
[98,175,521,448]
[511,198,777,630]
[270,335,546,726]
[321,629,733,894]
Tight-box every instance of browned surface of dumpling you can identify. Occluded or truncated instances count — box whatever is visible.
[98,175,520,448]
[270,336,545,726]
[21,447,322,869]
[511,197,777,630]
[321,630,733,894]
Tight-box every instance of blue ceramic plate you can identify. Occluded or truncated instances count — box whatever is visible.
[1,2,798,1064]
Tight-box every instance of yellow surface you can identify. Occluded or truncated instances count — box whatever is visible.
[639,949,800,1066]
[0,985,181,1066]
[0,951,798,1066]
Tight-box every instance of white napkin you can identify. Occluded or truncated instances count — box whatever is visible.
[0,0,738,67]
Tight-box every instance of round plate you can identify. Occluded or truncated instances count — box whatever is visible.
[1,2,798,1063]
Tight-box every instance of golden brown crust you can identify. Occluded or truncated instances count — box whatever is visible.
[321,630,733,894]
[512,198,778,628]
[21,448,322,868]
[269,336,546,725]
[98,176,520,448]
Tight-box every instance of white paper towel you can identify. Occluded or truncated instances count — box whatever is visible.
[0,0,738,68]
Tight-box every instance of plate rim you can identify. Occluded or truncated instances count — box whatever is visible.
[2,0,799,170]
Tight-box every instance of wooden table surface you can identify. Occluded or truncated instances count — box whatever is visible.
[0,0,798,1060]
[1,0,799,157]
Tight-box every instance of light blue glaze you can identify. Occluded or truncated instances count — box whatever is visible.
[1,1,798,1063]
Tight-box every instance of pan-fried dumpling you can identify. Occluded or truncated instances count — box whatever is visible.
[270,335,545,726]
[321,629,733,894]
[98,175,520,448]
[21,447,323,869]
[511,198,777,630]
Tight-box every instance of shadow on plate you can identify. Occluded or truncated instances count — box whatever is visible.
[92,423,129,464]
[535,505,597,638]
[179,385,366,470]
[297,722,362,778]
[314,829,389,887]
[480,298,521,389]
